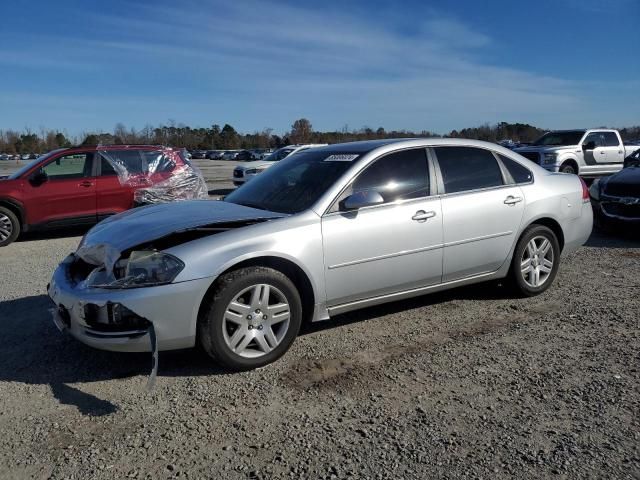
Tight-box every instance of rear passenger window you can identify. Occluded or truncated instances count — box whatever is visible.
[499,155,533,184]
[602,132,620,147]
[100,157,117,176]
[434,147,504,194]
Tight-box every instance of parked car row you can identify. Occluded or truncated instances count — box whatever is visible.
[232,144,327,186]
[0,153,40,161]
[190,149,273,161]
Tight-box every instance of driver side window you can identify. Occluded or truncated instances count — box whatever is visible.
[333,148,430,212]
[583,132,604,148]
[42,153,93,179]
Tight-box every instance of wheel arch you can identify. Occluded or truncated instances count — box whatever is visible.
[198,255,317,327]
[559,157,579,174]
[523,216,565,252]
[0,198,25,227]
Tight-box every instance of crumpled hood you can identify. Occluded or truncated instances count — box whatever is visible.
[81,199,283,254]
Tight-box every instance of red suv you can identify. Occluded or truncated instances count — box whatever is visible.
[0,145,206,246]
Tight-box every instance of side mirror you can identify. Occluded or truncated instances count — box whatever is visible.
[582,141,596,151]
[29,170,48,186]
[341,190,384,211]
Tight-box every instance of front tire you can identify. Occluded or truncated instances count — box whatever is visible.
[0,207,20,247]
[198,266,302,371]
[509,225,560,297]
[559,162,577,175]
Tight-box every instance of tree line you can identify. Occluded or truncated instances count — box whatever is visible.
[1,120,638,154]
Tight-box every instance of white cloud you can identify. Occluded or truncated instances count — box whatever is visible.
[0,0,634,133]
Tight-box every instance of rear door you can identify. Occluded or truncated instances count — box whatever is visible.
[432,146,525,282]
[322,148,443,306]
[601,132,625,164]
[95,152,136,219]
[23,151,97,227]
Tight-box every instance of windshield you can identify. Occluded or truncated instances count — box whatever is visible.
[532,131,585,146]
[263,147,295,162]
[8,149,64,179]
[224,149,358,214]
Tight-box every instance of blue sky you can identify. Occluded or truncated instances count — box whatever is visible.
[0,0,638,136]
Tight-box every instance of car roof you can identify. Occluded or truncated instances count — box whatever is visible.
[65,144,169,151]
[306,137,536,156]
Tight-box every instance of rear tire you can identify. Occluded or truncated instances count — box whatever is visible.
[509,225,560,297]
[198,266,302,371]
[0,207,20,247]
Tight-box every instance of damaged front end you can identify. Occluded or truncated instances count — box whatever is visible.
[48,201,284,388]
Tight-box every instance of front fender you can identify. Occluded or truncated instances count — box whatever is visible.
[165,212,327,307]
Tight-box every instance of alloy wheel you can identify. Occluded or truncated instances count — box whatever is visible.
[222,283,291,358]
[0,213,13,242]
[520,235,554,288]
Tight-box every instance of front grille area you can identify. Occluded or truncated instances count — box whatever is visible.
[603,202,640,218]
[604,183,640,197]
[519,152,540,163]
[233,168,243,178]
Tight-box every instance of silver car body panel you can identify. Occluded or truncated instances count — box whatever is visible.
[48,138,593,353]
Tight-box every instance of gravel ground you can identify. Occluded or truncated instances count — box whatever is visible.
[0,159,638,479]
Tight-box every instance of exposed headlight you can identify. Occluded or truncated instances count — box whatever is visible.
[589,179,600,201]
[543,153,558,164]
[96,251,184,289]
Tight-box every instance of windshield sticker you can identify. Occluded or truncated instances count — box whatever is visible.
[323,154,359,162]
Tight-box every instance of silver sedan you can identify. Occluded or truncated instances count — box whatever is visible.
[48,139,593,370]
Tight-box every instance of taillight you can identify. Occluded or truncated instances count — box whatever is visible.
[579,177,589,202]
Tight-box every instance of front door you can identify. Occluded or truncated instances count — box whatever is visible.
[322,148,443,306]
[582,132,607,165]
[432,146,525,282]
[23,152,97,227]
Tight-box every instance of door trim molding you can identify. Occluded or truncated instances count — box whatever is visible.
[443,230,513,248]
[327,243,443,270]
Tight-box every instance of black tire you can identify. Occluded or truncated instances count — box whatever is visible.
[559,162,577,175]
[198,266,302,371]
[509,225,560,297]
[0,206,20,247]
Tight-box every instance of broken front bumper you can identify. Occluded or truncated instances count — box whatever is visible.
[48,255,212,352]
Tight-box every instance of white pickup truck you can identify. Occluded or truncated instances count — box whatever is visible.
[515,129,640,177]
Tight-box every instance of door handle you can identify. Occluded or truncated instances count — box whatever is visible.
[78,181,94,188]
[412,210,436,222]
[504,195,523,205]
